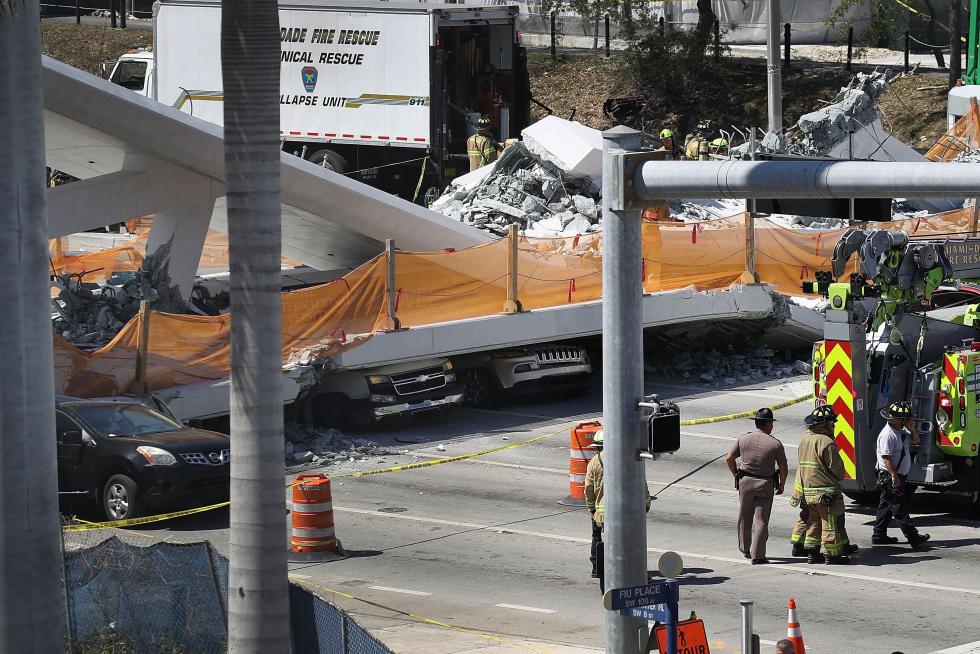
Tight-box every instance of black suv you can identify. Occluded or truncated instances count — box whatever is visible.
[56,397,230,520]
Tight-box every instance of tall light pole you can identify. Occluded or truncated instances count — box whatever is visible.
[0,0,67,650]
[601,126,649,654]
[767,0,782,133]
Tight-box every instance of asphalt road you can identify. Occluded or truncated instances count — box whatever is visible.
[121,375,980,654]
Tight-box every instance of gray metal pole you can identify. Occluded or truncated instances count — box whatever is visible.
[601,126,648,654]
[0,0,67,650]
[766,0,782,134]
[636,160,980,200]
[740,599,754,654]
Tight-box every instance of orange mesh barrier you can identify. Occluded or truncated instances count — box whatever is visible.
[53,207,980,398]
[49,225,300,282]
[927,103,980,161]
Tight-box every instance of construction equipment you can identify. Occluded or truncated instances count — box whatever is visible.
[803,228,980,504]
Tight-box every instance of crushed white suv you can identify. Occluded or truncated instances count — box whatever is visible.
[453,344,592,407]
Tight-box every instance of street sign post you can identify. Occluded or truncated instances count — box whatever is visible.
[604,580,680,654]
[603,581,676,612]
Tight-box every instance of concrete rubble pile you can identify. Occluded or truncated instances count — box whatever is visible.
[734,69,892,159]
[52,239,186,348]
[430,141,601,237]
[430,116,605,237]
[954,148,980,163]
[285,423,396,468]
[795,69,890,155]
[644,345,812,387]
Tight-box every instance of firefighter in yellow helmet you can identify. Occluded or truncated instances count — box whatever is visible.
[792,405,852,564]
[585,429,652,593]
[708,136,729,157]
[467,115,502,172]
[657,128,684,160]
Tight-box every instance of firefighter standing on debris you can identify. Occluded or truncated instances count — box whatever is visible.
[685,119,716,160]
[792,405,852,564]
[725,408,788,565]
[873,401,931,549]
[467,115,503,172]
[585,430,651,594]
[657,128,685,160]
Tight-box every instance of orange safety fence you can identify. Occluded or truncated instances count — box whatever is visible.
[52,206,980,398]
[49,224,300,283]
[927,102,980,162]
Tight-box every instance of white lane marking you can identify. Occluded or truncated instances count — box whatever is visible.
[494,603,556,614]
[335,506,980,597]
[289,574,311,579]
[683,430,799,448]
[414,455,740,495]
[929,642,980,654]
[368,585,432,597]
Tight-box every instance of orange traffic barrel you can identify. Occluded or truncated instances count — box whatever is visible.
[559,421,601,506]
[288,474,342,561]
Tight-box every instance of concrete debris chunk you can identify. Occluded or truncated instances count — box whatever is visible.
[52,235,187,349]
[429,128,604,237]
[283,423,394,468]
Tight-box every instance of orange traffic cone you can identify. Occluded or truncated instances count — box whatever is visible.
[787,598,806,654]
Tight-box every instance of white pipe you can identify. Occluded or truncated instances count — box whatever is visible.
[637,160,980,200]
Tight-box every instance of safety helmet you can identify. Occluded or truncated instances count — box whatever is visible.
[880,401,912,421]
[710,137,729,147]
[695,119,716,135]
[803,404,838,428]
[590,429,604,448]
[477,115,491,129]
[660,128,674,140]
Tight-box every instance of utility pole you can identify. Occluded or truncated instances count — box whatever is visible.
[601,126,648,654]
[766,0,782,133]
[0,0,67,650]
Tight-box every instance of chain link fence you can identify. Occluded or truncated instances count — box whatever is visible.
[62,521,393,654]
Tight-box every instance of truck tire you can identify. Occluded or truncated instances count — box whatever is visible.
[308,149,350,174]
[102,473,143,521]
[461,369,499,408]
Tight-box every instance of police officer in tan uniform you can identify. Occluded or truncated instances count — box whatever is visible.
[725,407,788,564]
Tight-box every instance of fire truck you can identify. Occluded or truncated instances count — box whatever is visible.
[804,229,980,505]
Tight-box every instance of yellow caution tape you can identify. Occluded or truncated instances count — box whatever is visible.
[679,392,814,426]
[65,392,813,530]
[337,429,562,479]
[291,577,554,654]
[889,0,966,43]
[63,500,230,532]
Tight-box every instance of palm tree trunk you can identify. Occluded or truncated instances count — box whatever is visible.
[222,0,289,651]
[0,0,67,651]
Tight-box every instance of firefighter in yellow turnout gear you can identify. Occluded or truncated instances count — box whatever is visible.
[791,405,853,564]
[585,430,652,594]
[467,115,503,172]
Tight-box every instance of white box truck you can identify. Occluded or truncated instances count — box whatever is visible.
[106,0,530,200]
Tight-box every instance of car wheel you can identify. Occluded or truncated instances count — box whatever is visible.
[307,149,350,174]
[462,369,498,408]
[102,474,143,521]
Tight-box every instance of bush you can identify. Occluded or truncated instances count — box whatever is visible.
[621,16,728,135]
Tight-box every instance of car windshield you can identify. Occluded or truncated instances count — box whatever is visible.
[71,404,182,438]
[110,60,147,91]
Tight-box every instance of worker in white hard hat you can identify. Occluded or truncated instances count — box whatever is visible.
[585,429,651,593]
